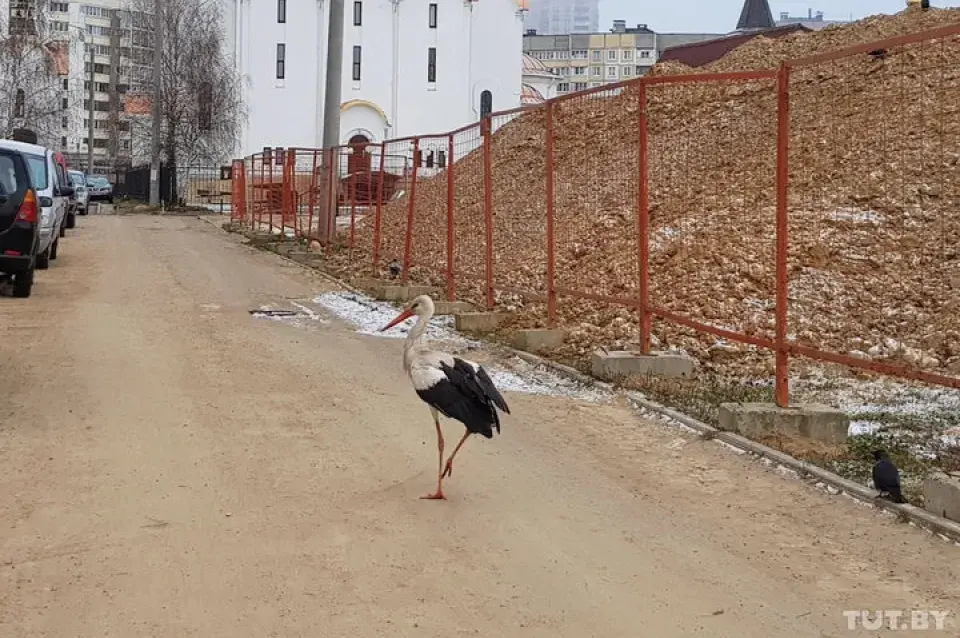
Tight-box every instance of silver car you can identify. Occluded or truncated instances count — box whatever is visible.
[87,175,113,203]
[69,170,89,214]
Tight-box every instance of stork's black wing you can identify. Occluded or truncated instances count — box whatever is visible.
[416,357,509,439]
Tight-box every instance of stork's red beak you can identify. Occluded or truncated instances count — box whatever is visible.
[380,308,414,332]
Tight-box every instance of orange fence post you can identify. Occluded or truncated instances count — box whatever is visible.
[349,159,358,250]
[373,141,386,273]
[637,81,651,354]
[545,101,557,326]
[482,117,494,310]
[306,149,319,241]
[445,133,456,301]
[326,148,337,245]
[401,137,420,285]
[231,159,246,223]
[775,63,791,408]
[282,148,295,237]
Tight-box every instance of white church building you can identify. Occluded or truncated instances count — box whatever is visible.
[222,0,527,156]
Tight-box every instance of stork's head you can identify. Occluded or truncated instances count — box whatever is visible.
[379,294,435,332]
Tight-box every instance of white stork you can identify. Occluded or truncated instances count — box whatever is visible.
[380,294,510,500]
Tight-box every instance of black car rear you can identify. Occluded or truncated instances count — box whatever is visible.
[0,148,40,297]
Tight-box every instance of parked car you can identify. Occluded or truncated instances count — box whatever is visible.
[55,152,77,232]
[69,169,89,215]
[0,139,73,271]
[87,175,113,203]
[0,146,40,297]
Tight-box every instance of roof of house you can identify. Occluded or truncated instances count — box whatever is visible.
[522,54,552,75]
[657,24,809,68]
[520,84,545,104]
[737,0,776,31]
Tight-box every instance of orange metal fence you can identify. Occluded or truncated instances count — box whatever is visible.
[230,24,960,404]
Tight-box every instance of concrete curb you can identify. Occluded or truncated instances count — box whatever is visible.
[214,218,960,545]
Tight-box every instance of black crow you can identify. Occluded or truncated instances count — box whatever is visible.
[872,449,907,504]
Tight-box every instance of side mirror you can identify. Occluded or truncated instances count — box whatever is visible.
[60,186,75,198]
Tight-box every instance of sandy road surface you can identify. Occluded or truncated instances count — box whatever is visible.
[0,215,957,637]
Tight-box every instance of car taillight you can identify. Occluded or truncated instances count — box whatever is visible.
[16,189,38,223]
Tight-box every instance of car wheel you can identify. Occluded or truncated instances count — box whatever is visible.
[36,245,50,270]
[12,267,34,298]
[107,197,114,204]
[50,238,59,260]
[66,212,76,229]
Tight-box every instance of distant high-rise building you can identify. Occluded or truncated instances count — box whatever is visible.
[524,0,599,35]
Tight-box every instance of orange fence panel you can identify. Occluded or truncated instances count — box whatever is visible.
[784,31,960,390]
[489,107,548,310]
[405,133,451,289]
[552,84,639,316]
[645,73,779,369]
[450,124,486,308]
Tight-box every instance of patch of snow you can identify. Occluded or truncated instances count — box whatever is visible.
[314,292,611,403]
[830,207,884,225]
[314,292,480,347]
[849,420,883,436]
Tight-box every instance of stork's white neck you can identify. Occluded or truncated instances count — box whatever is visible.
[402,312,429,372]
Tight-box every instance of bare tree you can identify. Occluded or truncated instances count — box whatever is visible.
[129,0,244,201]
[0,7,70,146]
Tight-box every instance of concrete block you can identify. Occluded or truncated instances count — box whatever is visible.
[923,472,960,523]
[433,300,474,315]
[247,232,276,246]
[273,243,296,256]
[455,312,505,333]
[717,403,850,445]
[512,329,566,354]
[591,350,696,381]
[350,277,383,290]
[288,251,325,265]
[373,285,437,302]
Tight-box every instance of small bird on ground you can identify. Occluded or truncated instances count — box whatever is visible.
[872,449,907,504]
[380,295,510,500]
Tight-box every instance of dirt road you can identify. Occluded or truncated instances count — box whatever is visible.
[1,215,957,637]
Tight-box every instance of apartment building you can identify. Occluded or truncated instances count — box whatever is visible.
[522,20,721,95]
[523,0,598,35]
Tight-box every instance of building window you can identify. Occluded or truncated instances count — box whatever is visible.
[62,116,68,128]
[427,47,436,83]
[558,82,570,92]
[573,67,585,75]
[480,90,492,119]
[428,3,437,28]
[353,1,362,26]
[573,82,587,91]
[278,0,286,23]
[572,50,587,59]
[62,78,68,90]
[640,50,651,58]
[623,67,632,77]
[607,49,617,61]
[622,49,633,61]
[61,136,67,148]
[591,50,601,61]
[352,45,362,81]
[606,66,618,78]
[591,67,601,77]
[276,43,285,79]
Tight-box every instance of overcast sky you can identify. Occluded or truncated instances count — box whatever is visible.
[600,0,915,33]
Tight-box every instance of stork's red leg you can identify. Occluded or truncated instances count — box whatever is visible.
[421,416,446,500]
[442,429,471,479]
